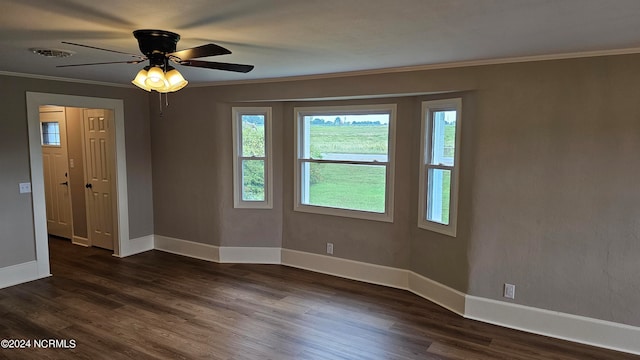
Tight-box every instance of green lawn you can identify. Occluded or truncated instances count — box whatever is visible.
[307,125,388,212]
[308,163,386,213]
[310,126,388,155]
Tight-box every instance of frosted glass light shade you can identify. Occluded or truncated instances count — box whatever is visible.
[131,68,151,91]
[165,68,188,92]
[145,67,168,90]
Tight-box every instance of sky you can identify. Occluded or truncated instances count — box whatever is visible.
[309,114,390,124]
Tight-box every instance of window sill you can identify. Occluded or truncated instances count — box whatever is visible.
[418,220,457,237]
[294,203,393,223]
[234,201,273,209]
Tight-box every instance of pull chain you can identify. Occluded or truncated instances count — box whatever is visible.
[158,92,170,117]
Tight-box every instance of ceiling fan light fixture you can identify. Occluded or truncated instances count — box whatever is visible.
[62,29,254,93]
[132,65,187,93]
[61,30,253,93]
[131,66,152,91]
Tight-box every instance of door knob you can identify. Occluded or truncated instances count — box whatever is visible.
[85,183,93,189]
[60,181,68,186]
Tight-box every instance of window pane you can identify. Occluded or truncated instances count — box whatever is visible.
[430,110,456,166]
[242,160,265,201]
[427,168,451,225]
[241,115,265,157]
[41,122,61,146]
[304,114,389,162]
[303,162,386,213]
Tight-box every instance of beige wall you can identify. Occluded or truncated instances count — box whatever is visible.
[0,74,154,268]
[150,54,640,327]
[467,57,640,325]
[0,78,36,266]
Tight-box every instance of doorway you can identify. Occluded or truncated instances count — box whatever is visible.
[40,105,117,251]
[26,93,132,279]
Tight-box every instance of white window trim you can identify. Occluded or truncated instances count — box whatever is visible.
[294,104,396,222]
[232,107,273,209]
[418,98,462,236]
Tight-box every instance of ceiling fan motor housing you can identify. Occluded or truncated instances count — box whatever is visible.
[133,29,180,68]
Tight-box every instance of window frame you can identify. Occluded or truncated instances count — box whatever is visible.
[232,106,273,209]
[418,98,462,236]
[293,104,396,222]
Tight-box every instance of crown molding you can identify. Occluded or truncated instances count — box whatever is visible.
[0,71,130,88]
[193,46,640,87]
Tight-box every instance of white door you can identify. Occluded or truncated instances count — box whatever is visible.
[41,107,73,239]
[83,109,116,250]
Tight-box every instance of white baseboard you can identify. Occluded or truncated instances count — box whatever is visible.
[408,271,466,316]
[281,249,409,289]
[0,260,51,289]
[219,246,281,264]
[154,235,220,262]
[153,236,281,264]
[118,234,154,257]
[72,236,89,247]
[465,296,640,355]
[280,249,466,317]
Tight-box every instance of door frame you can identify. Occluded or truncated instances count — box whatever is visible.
[26,93,130,276]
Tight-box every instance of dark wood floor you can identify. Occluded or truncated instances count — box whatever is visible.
[0,237,637,360]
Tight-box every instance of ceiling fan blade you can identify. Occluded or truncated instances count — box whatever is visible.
[170,44,232,60]
[62,41,142,58]
[57,60,145,68]
[179,59,254,73]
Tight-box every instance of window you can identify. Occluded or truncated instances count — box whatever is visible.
[232,107,273,209]
[418,98,462,236]
[294,104,396,222]
[41,122,61,146]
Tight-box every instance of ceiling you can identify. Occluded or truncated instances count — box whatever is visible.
[2,0,640,87]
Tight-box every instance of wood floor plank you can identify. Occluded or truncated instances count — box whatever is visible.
[0,237,637,360]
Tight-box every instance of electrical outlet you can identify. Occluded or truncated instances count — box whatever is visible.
[504,283,516,299]
[19,182,32,194]
[326,242,334,255]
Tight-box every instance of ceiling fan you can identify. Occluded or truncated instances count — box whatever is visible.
[59,29,254,92]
